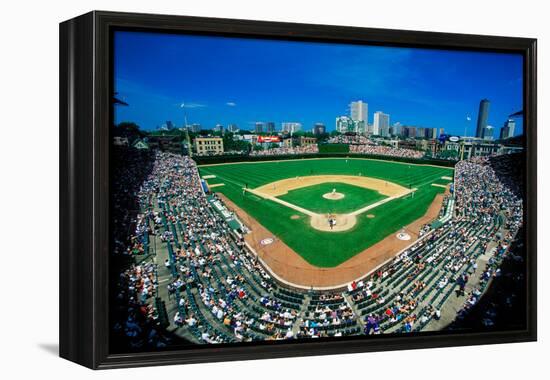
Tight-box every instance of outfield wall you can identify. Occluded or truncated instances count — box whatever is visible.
[193,153,457,167]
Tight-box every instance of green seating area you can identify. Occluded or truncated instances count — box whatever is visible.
[113,151,522,345]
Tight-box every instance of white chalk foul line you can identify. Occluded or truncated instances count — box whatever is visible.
[350,188,417,216]
[243,188,317,217]
[245,187,416,219]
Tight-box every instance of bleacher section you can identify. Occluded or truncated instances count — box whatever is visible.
[113,150,523,345]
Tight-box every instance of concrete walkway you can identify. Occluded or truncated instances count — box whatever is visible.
[149,198,197,343]
[424,229,506,331]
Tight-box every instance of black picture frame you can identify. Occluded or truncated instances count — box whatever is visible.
[59,10,537,369]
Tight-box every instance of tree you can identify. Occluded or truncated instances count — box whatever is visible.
[222,132,251,152]
[115,122,145,138]
[299,131,315,138]
[315,132,330,142]
[147,128,187,141]
[438,150,459,159]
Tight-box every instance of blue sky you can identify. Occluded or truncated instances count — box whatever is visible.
[114,31,523,136]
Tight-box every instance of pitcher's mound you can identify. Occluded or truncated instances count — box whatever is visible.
[323,192,345,200]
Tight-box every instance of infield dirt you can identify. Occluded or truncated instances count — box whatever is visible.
[254,174,407,197]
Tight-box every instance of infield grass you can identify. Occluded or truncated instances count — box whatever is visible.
[278,182,387,214]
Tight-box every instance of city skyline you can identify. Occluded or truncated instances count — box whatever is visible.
[114,31,524,136]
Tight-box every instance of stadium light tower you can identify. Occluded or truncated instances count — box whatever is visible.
[113,92,129,107]
[180,102,191,128]
[112,92,128,128]
[464,115,471,137]
[181,102,193,157]
[509,110,523,118]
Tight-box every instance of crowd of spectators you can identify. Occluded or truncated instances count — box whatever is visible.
[327,135,371,144]
[337,153,523,333]
[112,263,169,348]
[111,148,156,257]
[297,303,356,338]
[454,155,523,229]
[449,155,524,327]
[350,144,424,159]
[135,152,317,342]
[111,146,524,346]
[250,144,319,156]
[111,147,174,351]
[452,231,526,329]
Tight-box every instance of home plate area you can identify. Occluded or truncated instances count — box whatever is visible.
[310,213,357,232]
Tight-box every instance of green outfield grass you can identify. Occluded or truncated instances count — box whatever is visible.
[431,177,454,186]
[199,158,454,267]
[278,182,387,214]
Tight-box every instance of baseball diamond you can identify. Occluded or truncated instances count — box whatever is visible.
[199,158,454,285]
[276,181,388,205]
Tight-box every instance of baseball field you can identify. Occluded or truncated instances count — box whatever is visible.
[199,158,454,269]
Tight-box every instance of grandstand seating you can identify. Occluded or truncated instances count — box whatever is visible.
[112,149,523,345]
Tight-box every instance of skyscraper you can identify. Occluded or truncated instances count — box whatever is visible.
[417,127,426,139]
[499,119,516,139]
[313,123,326,135]
[403,126,417,138]
[482,125,494,140]
[336,116,355,133]
[254,122,264,133]
[265,122,276,133]
[281,122,302,134]
[391,122,403,136]
[476,99,490,138]
[373,111,390,136]
[350,100,368,125]
[426,128,438,139]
